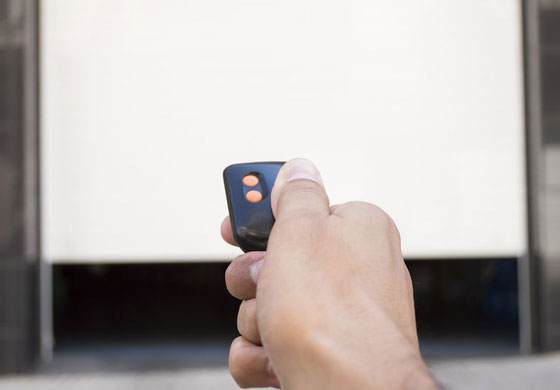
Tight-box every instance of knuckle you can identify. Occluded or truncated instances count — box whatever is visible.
[237,300,258,340]
[340,201,402,250]
[260,309,308,351]
[224,262,244,298]
[224,253,244,286]
[237,302,246,332]
[224,263,236,294]
[379,212,401,242]
[353,202,401,242]
[229,337,251,387]
[224,253,262,300]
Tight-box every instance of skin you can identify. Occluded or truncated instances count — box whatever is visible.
[222,158,438,390]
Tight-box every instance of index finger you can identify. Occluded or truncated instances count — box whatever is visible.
[221,216,238,247]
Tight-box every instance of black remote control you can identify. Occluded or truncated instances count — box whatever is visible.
[223,162,284,252]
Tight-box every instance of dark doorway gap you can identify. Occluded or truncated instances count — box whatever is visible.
[53,259,519,358]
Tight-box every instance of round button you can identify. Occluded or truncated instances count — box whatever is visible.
[246,190,263,203]
[242,174,259,187]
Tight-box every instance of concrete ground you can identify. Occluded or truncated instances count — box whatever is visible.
[0,345,559,390]
[429,353,560,390]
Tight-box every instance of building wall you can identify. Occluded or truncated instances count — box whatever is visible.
[527,0,560,350]
[0,0,40,373]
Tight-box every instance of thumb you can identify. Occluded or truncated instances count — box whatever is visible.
[271,158,329,220]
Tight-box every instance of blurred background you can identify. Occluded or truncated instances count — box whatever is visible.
[0,0,559,389]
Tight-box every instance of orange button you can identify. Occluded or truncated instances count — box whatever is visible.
[242,175,259,187]
[246,190,262,203]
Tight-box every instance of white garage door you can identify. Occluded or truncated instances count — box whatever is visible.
[42,0,526,262]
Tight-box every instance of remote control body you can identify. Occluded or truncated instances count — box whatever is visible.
[223,162,284,252]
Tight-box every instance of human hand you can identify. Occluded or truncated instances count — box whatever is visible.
[222,158,437,389]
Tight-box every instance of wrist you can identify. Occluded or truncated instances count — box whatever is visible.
[271,318,437,390]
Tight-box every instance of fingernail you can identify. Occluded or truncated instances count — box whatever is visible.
[282,158,323,185]
[249,260,264,284]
